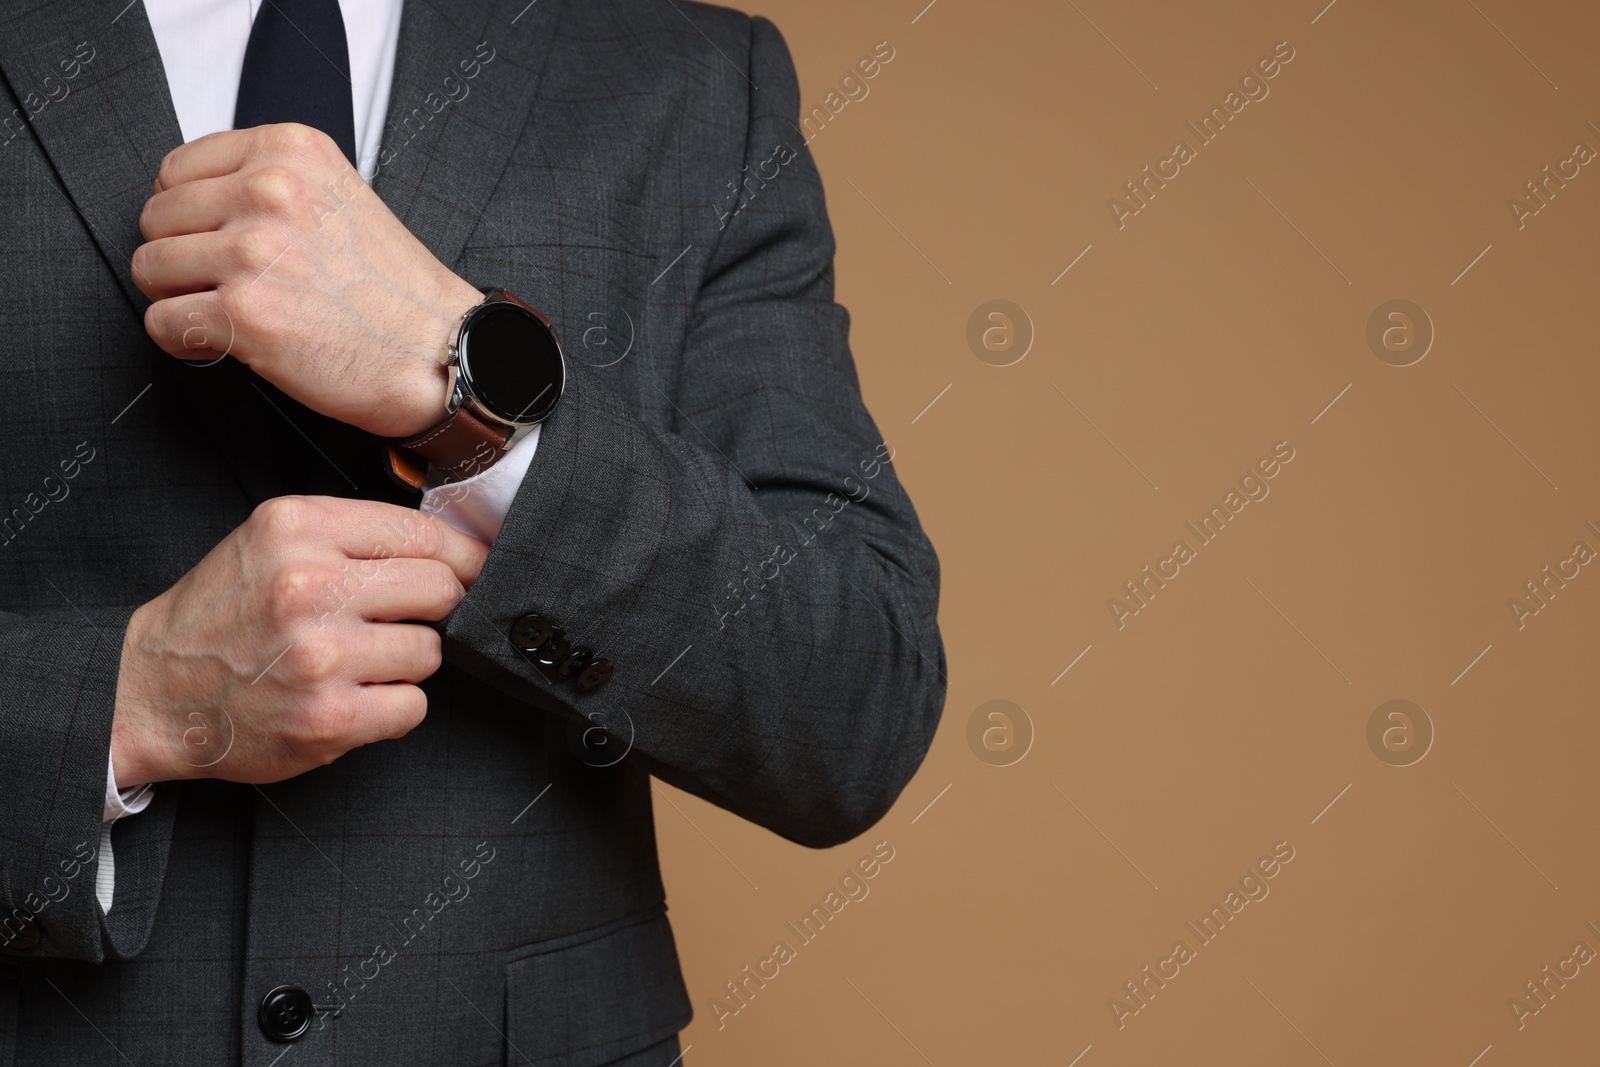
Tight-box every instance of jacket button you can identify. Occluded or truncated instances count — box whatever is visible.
[509,614,555,654]
[532,628,570,667]
[557,647,593,680]
[577,658,614,690]
[0,915,39,952]
[258,985,314,1042]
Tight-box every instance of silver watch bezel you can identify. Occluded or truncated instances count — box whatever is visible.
[442,292,565,442]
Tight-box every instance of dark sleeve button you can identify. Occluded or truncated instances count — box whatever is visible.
[1,915,39,952]
[509,614,555,654]
[557,647,593,680]
[259,984,314,1042]
[532,628,570,667]
[577,658,614,691]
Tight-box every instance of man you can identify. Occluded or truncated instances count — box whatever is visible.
[0,0,945,1063]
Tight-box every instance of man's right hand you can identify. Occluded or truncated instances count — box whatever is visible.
[111,496,489,787]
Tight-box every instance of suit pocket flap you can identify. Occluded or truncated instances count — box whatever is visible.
[503,911,692,1067]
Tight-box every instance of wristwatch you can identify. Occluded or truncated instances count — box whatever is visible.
[387,287,565,489]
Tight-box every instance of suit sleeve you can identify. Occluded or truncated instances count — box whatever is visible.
[0,608,179,963]
[441,16,946,848]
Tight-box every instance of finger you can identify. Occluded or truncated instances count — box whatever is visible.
[140,176,234,240]
[344,558,465,623]
[154,129,254,193]
[430,520,490,590]
[348,623,444,685]
[143,290,242,361]
[321,501,490,588]
[132,232,235,301]
[154,124,348,194]
[349,682,429,744]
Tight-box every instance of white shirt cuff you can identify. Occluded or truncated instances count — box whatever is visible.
[98,749,155,914]
[419,424,540,543]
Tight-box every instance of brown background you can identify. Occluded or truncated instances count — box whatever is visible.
[651,1,1600,1063]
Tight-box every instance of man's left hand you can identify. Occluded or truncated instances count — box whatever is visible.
[133,122,482,439]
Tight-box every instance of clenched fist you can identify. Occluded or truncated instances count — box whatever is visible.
[131,123,482,438]
[111,496,489,787]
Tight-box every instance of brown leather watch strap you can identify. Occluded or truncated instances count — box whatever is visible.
[386,287,561,491]
[392,398,510,486]
[497,288,549,323]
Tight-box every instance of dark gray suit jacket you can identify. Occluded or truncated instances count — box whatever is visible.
[0,0,945,1063]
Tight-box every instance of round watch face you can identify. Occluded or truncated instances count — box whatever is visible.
[457,302,565,426]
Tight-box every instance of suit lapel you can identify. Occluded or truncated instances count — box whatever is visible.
[0,1,179,312]
[373,0,566,273]
[0,0,561,300]
[0,0,294,505]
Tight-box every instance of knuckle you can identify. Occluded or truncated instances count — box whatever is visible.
[214,283,252,330]
[281,635,343,685]
[390,687,428,738]
[425,561,464,611]
[132,240,170,288]
[292,693,352,751]
[130,247,166,300]
[267,564,334,623]
[244,166,300,215]
[253,496,315,542]
[130,241,152,281]
[270,122,323,157]
[155,151,180,193]
[233,225,284,273]
[407,513,443,559]
[417,627,444,675]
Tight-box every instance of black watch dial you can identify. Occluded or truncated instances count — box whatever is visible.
[457,302,565,426]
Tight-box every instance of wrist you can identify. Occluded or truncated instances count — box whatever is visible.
[111,600,169,788]
[395,275,482,438]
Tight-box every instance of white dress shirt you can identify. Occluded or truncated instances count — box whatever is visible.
[98,0,539,914]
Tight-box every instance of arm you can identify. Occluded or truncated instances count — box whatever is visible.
[129,19,944,851]
[3,499,487,963]
[0,608,177,962]
[442,17,945,847]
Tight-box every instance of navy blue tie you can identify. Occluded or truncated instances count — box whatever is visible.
[234,0,358,168]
